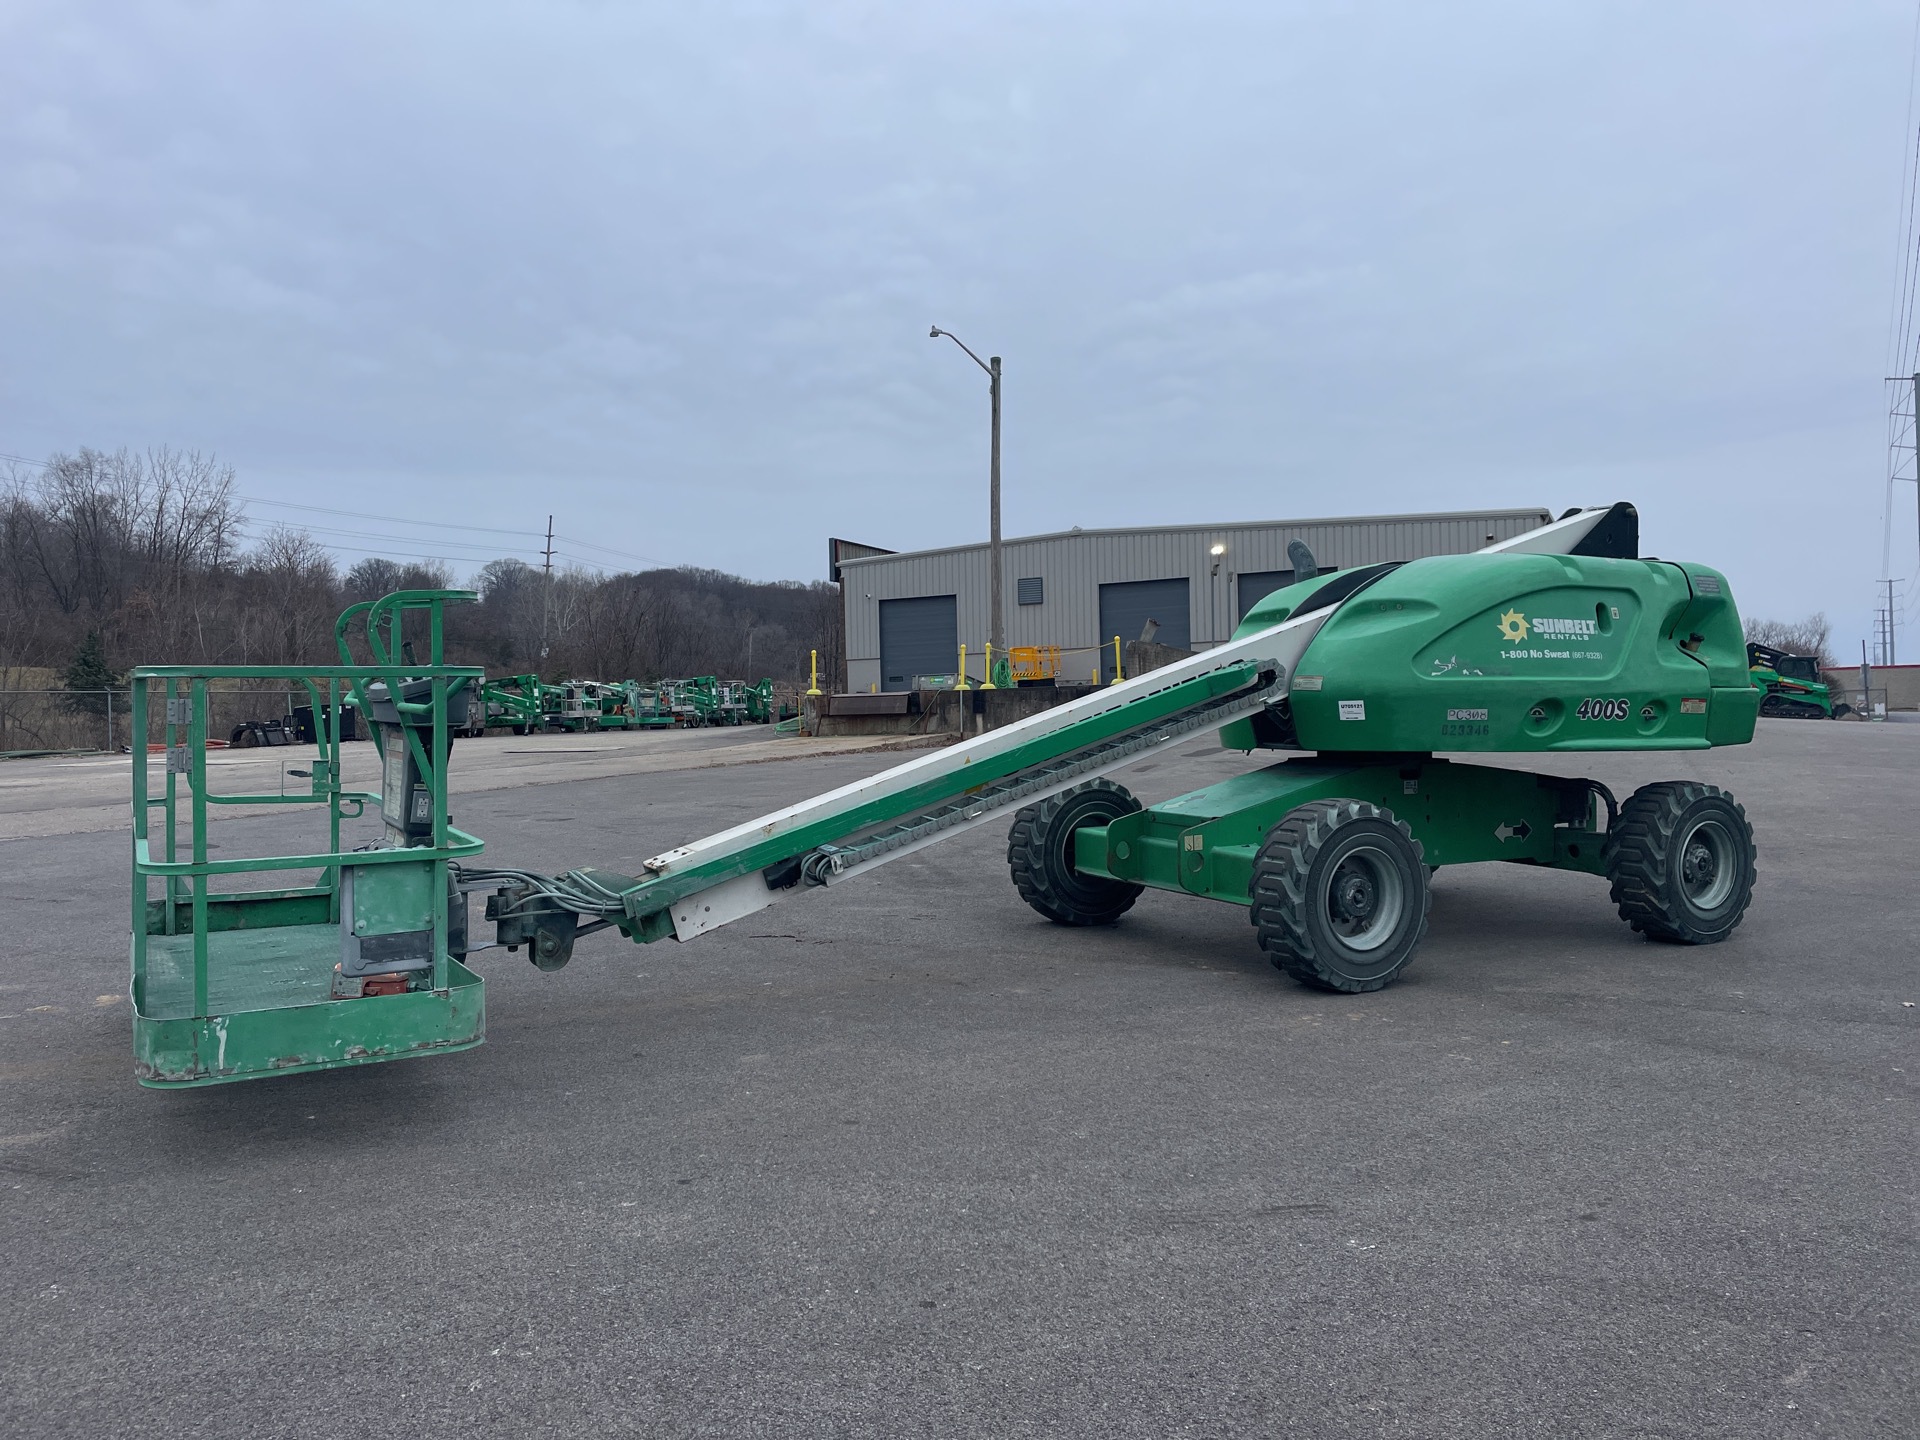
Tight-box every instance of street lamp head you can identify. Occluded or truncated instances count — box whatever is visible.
[929,326,943,338]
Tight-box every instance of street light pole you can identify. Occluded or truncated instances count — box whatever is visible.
[931,327,1005,655]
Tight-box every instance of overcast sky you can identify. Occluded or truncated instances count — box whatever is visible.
[4,2,1916,652]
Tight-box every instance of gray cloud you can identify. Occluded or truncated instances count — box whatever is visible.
[1,1,1910,645]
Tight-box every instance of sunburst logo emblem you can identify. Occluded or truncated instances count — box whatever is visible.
[1497,608,1529,642]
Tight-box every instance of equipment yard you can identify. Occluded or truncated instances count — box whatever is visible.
[1,718,1912,1438]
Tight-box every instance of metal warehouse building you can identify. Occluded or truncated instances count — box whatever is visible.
[833,508,1553,693]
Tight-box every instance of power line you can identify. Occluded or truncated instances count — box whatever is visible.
[281,538,619,573]
[238,493,535,538]
[552,533,664,567]
[241,517,543,557]
[551,550,654,569]
[1891,5,1920,373]
[293,540,548,565]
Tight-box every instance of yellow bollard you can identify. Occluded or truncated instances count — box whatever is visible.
[1111,635,1125,685]
[981,642,996,690]
[955,643,971,690]
[806,650,822,697]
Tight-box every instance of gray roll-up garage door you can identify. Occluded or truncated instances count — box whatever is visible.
[1237,564,1336,621]
[1236,568,1296,622]
[879,594,958,692]
[1098,577,1190,682]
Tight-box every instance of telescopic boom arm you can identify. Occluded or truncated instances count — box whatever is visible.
[466,506,1633,961]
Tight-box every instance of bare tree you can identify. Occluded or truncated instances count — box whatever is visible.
[1,446,843,684]
[1744,613,1835,670]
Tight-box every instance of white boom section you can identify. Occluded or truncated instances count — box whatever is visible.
[647,505,1620,941]
[645,601,1333,881]
[1479,505,1618,556]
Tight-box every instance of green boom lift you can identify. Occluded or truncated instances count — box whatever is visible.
[126,504,1766,1086]
[473,673,546,734]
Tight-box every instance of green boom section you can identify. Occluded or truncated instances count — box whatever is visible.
[613,660,1270,934]
[1218,553,1759,755]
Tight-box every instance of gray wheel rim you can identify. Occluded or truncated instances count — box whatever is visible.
[1678,817,1737,912]
[1323,843,1406,953]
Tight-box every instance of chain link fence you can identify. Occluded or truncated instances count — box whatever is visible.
[0,688,364,756]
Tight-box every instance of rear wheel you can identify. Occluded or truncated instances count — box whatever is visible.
[1007,780,1144,926]
[1249,800,1430,993]
[1603,782,1756,944]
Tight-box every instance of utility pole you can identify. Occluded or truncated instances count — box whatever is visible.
[1887,578,1899,667]
[540,514,555,660]
[930,327,1006,654]
[1881,373,1920,604]
[989,353,1003,657]
[1910,374,1920,575]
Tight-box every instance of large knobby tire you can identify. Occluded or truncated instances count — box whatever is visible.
[1006,780,1145,926]
[1249,799,1430,994]
[1603,781,1757,944]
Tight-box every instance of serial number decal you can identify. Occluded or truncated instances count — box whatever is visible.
[1575,697,1631,721]
[1441,722,1490,738]
[1446,708,1488,722]
[1337,699,1366,721]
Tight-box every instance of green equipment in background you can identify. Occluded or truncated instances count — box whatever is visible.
[1746,642,1848,719]
[743,678,777,724]
[472,673,545,734]
[541,679,593,732]
[666,676,719,728]
[125,503,1773,1089]
[618,681,679,728]
[464,671,783,734]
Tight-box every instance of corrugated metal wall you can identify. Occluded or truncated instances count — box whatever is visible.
[838,508,1553,691]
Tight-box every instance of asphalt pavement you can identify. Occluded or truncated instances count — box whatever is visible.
[1,719,1913,1437]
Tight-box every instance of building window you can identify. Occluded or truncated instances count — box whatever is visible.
[1017,576,1044,605]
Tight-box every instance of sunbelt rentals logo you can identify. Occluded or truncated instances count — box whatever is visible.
[1498,607,1597,643]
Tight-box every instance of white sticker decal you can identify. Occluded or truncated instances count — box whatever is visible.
[1338,700,1366,721]
[1293,675,1324,691]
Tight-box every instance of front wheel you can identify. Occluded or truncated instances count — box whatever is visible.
[1006,780,1145,926]
[1249,799,1430,993]
[1603,782,1756,944]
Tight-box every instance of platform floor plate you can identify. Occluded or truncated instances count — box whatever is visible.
[140,924,340,1020]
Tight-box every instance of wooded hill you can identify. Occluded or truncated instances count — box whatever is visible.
[1,447,845,688]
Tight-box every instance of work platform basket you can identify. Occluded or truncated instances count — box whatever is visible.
[128,591,487,1087]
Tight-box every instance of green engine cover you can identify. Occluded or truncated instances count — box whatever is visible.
[1220,552,1758,754]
